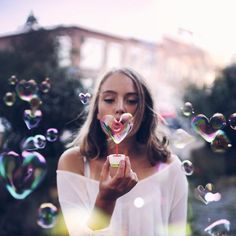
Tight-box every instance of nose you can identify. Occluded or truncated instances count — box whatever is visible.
[115,99,125,117]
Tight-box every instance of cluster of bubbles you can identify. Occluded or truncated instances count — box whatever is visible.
[180,102,235,153]
[178,102,234,234]
[21,128,58,151]
[1,75,59,229]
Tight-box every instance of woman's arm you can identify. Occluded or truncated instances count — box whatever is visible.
[168,157,189,236]
[57,149,138,235]
[88,157,138,230]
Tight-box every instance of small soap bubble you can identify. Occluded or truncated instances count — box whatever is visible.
[16,79,38,102]
[79,92,91,105]
[133,197,144,208]
[30,96,42,110]
[0,117,12,149]
[34,135,47,149]
[37,203,58,229]
[3,92,16,106]
[40,78,51,93]
[8,75,18,85]
[228,113,236,130]
[46,128,58,142]
[181,102,194,117]
[181,160,194,176]
[210,113,226,130]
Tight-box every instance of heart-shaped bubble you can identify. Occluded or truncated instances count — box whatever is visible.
[204,219,230,235]
[0,150,47,199]
[79,92,91,105]
[191,114,220,142]
[23,109,42,129]
[171,128,195,149]
[194,183,221,205]
[211,130,232,153]
[100,113,133,144]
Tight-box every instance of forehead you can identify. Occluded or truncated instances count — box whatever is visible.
[100,73,137,93]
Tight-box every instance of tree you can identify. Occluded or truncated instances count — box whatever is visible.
[0,28,85,235]
[184,64,236,181]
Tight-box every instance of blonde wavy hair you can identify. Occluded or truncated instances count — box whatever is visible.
[72,67,170,165]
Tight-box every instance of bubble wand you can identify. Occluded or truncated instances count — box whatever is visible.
[100,113,133,167]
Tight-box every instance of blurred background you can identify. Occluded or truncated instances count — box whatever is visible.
[0,0,236,235]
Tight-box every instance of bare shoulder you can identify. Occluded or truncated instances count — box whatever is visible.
[57,146,84,175]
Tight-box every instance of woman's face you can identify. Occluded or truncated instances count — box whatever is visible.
[97,73,139,121]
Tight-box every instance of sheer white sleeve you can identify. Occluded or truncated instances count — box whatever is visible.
[168,157,189,236]
[57,171,111,236]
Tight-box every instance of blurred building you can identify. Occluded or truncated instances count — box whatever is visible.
[0,13,219,110]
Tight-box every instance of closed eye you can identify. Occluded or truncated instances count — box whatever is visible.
[104,98,114,104]
[126,99,138,105]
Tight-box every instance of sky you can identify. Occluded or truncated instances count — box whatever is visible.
[1,0,236,64]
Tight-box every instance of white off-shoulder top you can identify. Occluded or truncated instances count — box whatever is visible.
[57,155,188,236]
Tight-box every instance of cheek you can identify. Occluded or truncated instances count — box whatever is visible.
[97,103,106,120]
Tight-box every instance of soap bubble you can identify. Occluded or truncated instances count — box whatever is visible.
[37,203,58,228]
[0,150,47,199]
[204,219,230,236]
[210,113,226,130]
[8,75,18,85]
[46,128,58,142]
[228,113,236,130]
[16,79,38,102]
[40,78,51,93]
[191,114,219,142]
[171,129,195,149]
[79,92,91,105]
[3,92,16,106]
[181,102,194,117]
[211,130,232,153]
[181,160,194,176]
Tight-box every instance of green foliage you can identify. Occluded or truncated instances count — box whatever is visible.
[0,29,85,153]
[184,64,236,147]
[0,28,85,235]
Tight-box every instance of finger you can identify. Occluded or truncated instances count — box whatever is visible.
[127,171,139,188]
[100,158,110,180]
[124,156,132,177]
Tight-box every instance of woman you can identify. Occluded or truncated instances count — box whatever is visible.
[57,68,188,236]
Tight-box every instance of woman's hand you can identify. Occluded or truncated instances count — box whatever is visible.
[98,156,138,201]
[89,156,138,230]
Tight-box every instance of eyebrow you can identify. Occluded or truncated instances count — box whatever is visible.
[101,90,138,96]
